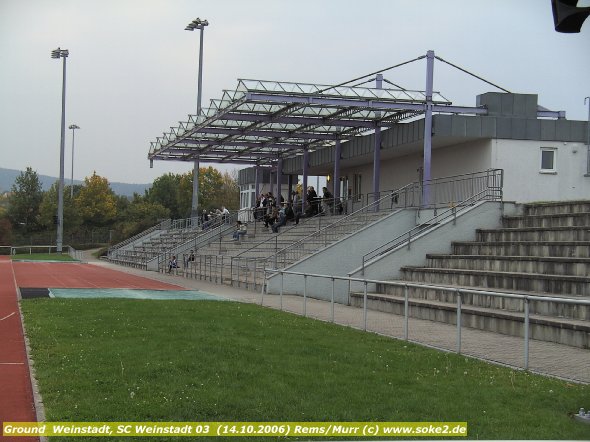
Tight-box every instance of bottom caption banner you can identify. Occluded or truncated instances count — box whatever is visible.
[4,422,467,437]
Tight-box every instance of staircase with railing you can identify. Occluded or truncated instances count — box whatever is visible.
[175,170,504,290]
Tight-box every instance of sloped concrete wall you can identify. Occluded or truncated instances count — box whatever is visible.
[266,209,417,303]
[348,202,519,293]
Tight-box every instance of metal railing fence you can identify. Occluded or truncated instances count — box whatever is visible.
[361,189,500,275]
[157,213,237,273]
[167,169,503,290]
[4,244,82,260]
[262,269,590,372]
[108,219,170,255]
[366,168,503,208]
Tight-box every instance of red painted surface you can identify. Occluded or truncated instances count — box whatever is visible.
[13,262,185,290]
[1,260,185,441]
[0,257,38,442]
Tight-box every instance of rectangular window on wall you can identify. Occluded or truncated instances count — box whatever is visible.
[540,148,557,173]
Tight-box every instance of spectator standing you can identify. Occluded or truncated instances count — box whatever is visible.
[322,186,334,214]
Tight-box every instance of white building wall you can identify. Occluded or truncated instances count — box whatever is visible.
[338,140,493,196]
[491,139,590,203]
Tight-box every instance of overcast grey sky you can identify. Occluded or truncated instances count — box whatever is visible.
[1,0,589,184]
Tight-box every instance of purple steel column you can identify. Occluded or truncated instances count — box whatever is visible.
[302,148,309,210]
[287,174,294,200]
[585,97,590,175]
[422,50,435,207]
[373,74,383,208]
[255,165,260,198]
[191,156,200,217]
[268,171,273,195]
[276,156,283,202]
[333,140,341,201]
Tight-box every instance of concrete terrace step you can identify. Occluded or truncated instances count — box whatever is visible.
[349,291,590,348]
[502,212,590,228]
[451,241,590,258]
[375,282,589,321]
[476,226,590,242]
[425,254,590,277]
[400,267,590,296]
[524,200,590,216]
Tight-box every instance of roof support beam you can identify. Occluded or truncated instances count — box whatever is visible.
[223,112,376,129]
[422,50,435,207]
[191,126,339,140]
[373,74,383,207]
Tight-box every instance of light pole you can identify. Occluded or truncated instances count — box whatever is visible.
[68,124,80,198]
[52,47,69,253]
[185,18,209,219]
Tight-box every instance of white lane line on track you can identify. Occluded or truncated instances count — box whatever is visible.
[0,312,16,321]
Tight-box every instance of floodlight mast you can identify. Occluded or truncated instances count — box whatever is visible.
[185,18,209,218]
[52,47,69,253]
[69,124,80,198]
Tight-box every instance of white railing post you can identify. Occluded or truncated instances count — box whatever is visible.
[524,297,530,370]
[404,284,409,341]
[363,281,368,331]
[260,269,266,305]
[331,277,335,323]
[456,290,462,354]
[280,271,284,311]
[303,274,307,317]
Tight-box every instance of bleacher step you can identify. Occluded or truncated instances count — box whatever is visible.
[349,291,590,348]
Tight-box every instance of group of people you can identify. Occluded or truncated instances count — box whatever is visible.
[250,185,342,234]
[297,186,343,218]
[167,250,196,273]
[166,185,343,273]
[253,192,285,221]
[201,206,230,230]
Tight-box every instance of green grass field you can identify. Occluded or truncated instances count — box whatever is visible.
[21,299,589,441]
[11,253,75,261]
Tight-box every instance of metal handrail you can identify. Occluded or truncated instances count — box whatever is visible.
[361,171,503,275]
[108,219,170,254]
[157,213,237,272]
[265,181,422,268]
[263,268,590,370]
[269,169,503,270]
[110,213,208,256]
[231,207,327,259]
[169,169,503,288]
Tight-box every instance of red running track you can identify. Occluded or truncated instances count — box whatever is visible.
[12,262,185,290]
[0,257,38,442]
[1,260,185,441]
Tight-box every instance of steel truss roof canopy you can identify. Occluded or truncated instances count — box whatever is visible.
[148,51,565,168]
[148,55,493,167]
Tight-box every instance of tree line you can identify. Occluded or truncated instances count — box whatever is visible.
[0,166,239,246]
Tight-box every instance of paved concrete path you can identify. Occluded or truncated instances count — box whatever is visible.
[88,254,590,384]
